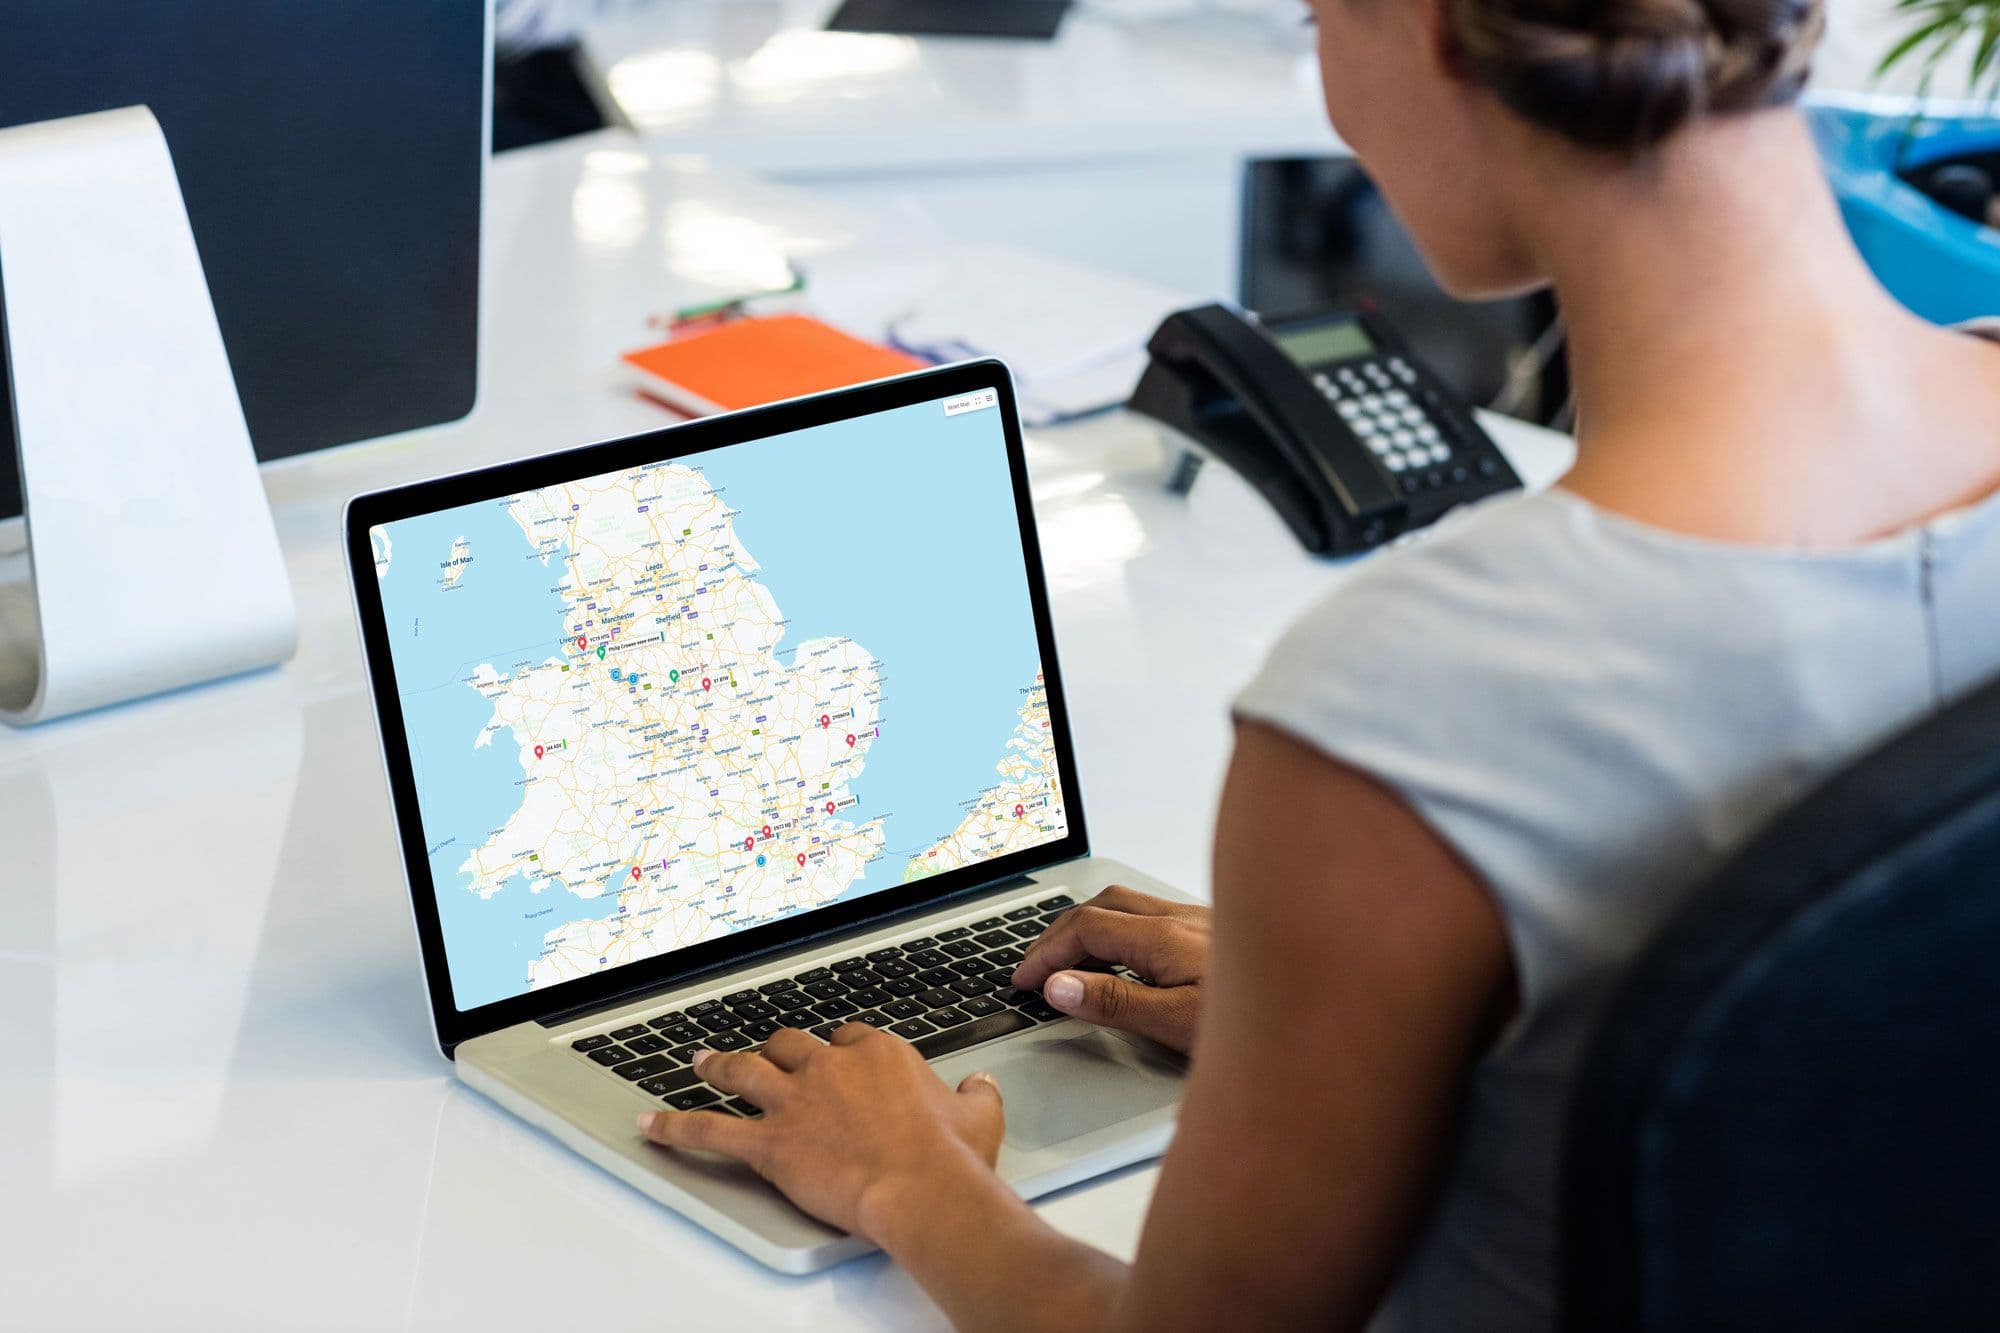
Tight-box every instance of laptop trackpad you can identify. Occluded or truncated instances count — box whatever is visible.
[983,1029,1182,1151]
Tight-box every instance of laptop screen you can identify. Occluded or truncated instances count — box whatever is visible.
[364,380,1072,1015]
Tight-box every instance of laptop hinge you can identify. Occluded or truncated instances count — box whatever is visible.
[535,873,1041,1029]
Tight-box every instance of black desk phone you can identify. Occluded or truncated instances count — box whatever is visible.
[1128,303,1520,556]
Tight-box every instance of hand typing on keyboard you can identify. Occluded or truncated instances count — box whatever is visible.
[635,1025,1010,1245]
[1008,885,1212,1056]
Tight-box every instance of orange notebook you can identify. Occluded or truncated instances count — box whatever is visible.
[621,314,926,416]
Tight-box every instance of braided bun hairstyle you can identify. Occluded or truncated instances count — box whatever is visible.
[1444,0,1824,150]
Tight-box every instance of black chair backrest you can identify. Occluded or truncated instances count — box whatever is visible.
[1562,675,2000,1333]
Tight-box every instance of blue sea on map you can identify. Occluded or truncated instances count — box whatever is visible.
[382,394,1053,1012]
[380,500,625,1011]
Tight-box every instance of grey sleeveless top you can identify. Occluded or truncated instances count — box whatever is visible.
[1233,330,2000,1331]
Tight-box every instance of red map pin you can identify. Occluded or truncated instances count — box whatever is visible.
[796,853,806,866]
[630,867,640,881]
[825,800,836,814]
[845,734,855,748]
[1014,803,1025,818]
[820,714,830,728]
[701,677,712,692]
[533,744,544,759]
[743,836,754,851]
[575,635,586,650]
[761,824,772,838]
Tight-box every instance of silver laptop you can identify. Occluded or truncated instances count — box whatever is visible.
[344,361,1189,1272]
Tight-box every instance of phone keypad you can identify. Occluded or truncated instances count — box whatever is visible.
[1313,355,1502,496]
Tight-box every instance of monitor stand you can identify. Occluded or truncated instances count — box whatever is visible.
[0,106,296,727]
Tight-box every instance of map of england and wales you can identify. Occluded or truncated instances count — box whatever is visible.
[403,457,1064,994]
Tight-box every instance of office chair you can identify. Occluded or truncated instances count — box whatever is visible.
[1561,673,2000,1333]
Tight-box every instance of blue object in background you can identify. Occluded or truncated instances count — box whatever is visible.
[1811,94,2000,324]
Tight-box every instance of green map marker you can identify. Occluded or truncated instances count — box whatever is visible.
[596,645,607,661]
[669,669,679,683]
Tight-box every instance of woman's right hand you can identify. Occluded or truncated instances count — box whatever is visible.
[1009,885,1212,1056]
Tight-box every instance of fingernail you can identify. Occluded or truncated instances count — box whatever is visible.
[691,1049,711,1069]
[1047,973,1084,1009]
[636,1112,657,1133]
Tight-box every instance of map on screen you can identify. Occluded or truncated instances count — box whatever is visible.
[371,394,1067,1010]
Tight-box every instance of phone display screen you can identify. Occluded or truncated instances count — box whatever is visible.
[1273,320,1374,368]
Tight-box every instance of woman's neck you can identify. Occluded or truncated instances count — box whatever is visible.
[1521,109,1997,546]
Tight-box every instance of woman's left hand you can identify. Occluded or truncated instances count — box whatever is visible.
[636,1024,1006,1241]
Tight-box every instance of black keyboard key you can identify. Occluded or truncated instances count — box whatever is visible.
[647,1010,688,1030]
[744,1019,780,1042]
[723,989,760,1007]
[866,947,904,962]
[844,967,885,988]
[833,956,870,972]
[974,931,1013,950]
[757,978,798,995]
[950,976,996,998]
[809,1022,843,1040]
[912,1010,1035,1060]
[663,1087,721,1111]
[1007,921,1044,940]
[669,1042,708,1064]
[883,998,926,1020]
[998,988,1036,1008]
[728,999,776,1022]
[625,1033,670,1055]
[928,1005,972,1028]
[917,987,957,1008]
[1040,908,1069,924]
[638,1069,701,1097]
[611,1024,650,1041]
[960,995,1005,1018]
[771,989,814,1012]
[986,946,1026,968]
[951,958,991,977]
[971,917,1006,932]
[657,1021,706,1044]
[812,998,858,1020]
[1020,997,1063,1023]
[572,1034,613,1052]
[847,986,891,1009]
[1036,894,1073,911]
[849,1010,887,1027]
[890,1017,938,1040]
[797,967,832,984]
[916,969,956,989]
[688,999,725,1018]
[722,1097,762,1118]
[985,967,1021,990]
[941,940,982,959]
[616,1054,679,1081]
[587,1044,635,1066]
[706,1029,753,1052]
[804,978,849,1000]
[905,948,949,970]
[696,1012,736,1033]
[882,976,923,997]
[1004,905,1041,922]
[937,927,972,942]
[901,936,937,951]
[872,959,916,979]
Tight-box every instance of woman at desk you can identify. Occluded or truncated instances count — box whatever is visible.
[635,0,2000,1326]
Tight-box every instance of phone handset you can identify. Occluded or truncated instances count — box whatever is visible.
[1132,304,1406,553]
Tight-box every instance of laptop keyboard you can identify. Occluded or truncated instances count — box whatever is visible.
[569,893,1107,1115]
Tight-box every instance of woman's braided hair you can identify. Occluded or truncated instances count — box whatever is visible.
[1444,0,1824,149]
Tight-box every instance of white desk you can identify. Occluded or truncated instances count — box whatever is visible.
[578,0,1343,297]
[0,131,1570,1330]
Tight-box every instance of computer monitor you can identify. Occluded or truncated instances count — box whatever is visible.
[0,0,490,524]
